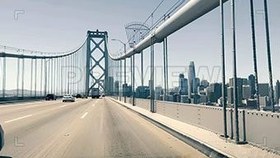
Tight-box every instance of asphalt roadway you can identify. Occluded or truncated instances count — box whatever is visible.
[0,98,206,158]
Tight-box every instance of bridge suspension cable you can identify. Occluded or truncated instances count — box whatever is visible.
[109,0,228,61]
[0,37,88,100]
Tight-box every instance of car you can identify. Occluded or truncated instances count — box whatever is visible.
[0,124,4,151]
[45,94,56,100]
[62,95,75,102]
[75,94,82,98]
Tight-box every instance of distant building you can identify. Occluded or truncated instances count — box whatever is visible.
[229,78,248,106]
[108,76,114,95]
[191,94,200,104]
[200,80,209,88]
[123,84,132,97]
[155,86,163,100]
[258,83,269,97]
[135,86,150,99]
[206,83,222,103]
[275,80,280,104]
[227,87,234,105]
[178,74,188,95]
[195,78,200,91]
[170,87,179,94]
[200,94,208,104]
[259,96,270,108]
[180,95,189,103]
[114,81,119,96]
[166,94,174,102]
[245,99,257,109]
[188,61,197,98]
[173,93,181,102]
[242,85,251,100]
[248,74,256,98]
[198,85,206,94]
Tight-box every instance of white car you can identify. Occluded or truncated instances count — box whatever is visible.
[62,95,75,102]
[0,124,4,151]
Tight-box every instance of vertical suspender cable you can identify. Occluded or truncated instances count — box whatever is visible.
[231,0,239,143]
[220,0,228,138]
[263,0,275,112]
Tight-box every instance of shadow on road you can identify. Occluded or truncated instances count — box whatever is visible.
[0,156,12,158]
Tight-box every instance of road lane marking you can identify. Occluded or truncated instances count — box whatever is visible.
[60,104,69,108]
[81,112,88,119]
[4,114,33,123]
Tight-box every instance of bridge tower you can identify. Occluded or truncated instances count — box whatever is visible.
[85,30,109,96]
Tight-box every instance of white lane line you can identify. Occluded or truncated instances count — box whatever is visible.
[60,105,68,108]
[4,114,33,124]
[81,112,88,119]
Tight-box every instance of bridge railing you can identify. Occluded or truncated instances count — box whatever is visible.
[118,97,280,153]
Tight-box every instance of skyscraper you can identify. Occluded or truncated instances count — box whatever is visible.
[242,85,251,99]
[275,80,280,104]
[108,76,114,95]
[227,87,234,105]
[195,78,200,92]
[206,83,222,103]
[258,83,269,97]
[229,78,248,106]
[188,61,196,98]
[248,74,256,98]
[114,81,119,96]
[179,73,188,95]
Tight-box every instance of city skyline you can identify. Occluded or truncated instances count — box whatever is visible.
[0,0,280,89]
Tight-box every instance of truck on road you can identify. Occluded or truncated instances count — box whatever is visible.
[91,88,100,99]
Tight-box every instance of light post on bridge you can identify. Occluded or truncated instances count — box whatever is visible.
[111,39,127,103]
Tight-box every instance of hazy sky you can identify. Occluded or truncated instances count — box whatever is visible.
[0,0,279,89]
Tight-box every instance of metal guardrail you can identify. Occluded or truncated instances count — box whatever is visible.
[124,97,280,154]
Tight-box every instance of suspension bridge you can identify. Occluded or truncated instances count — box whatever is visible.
[0,0,279,157]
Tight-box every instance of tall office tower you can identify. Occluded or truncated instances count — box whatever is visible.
[227,87,234,105]
[258,83,269,97]
[275,80,280,104]
[206,83,222,103]
[179,73,188,95]
[229,78,248,106]
[188,61,196,98]
[248,74,256,98]
[108,76,114,95]
[242,85,251,100]
[114,81,119,96]
[195,78,200,92]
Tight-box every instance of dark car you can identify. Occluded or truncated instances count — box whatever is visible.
[76,94,82,98]
[0,124,4,151]
[45,94,56,100]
